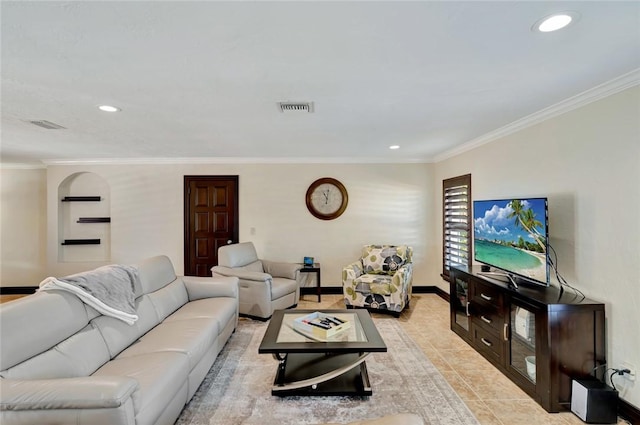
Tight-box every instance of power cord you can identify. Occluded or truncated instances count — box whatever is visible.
[607,367,631,391]
[547,244,585,301]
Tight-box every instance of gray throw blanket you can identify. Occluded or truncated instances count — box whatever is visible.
[39,264,140,325]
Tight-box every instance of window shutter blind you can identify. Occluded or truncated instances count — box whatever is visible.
[443,174,471,278]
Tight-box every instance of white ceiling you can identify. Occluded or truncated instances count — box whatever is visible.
[2,1,639,165]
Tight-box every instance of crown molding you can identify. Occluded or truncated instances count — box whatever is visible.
[434,68,640,163]
[0,163,46,170]
[41,157,429,166]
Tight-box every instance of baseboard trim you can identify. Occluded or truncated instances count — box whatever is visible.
[301,286,451,301]
[413,285,450,302]
[619,398,640,424]
[300,287,342,296]
[0,286,38,295]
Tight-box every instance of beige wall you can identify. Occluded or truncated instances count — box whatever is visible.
[42,163,435,287]
[0,167,47,286]
[433,85,640,408]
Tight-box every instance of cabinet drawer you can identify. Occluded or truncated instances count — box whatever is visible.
[473,325,504,363]
[472,280,504,309]
[472,306,504,335]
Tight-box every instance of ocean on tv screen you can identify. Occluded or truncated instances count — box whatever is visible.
[473,198,547,283]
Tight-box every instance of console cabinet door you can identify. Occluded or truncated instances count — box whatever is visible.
[449,269,472,341]
[506,297,541,395]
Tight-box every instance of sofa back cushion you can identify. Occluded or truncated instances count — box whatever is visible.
[2,324,111,379]
[90,294,162,358]
[92,256,189,358]
[0,291,110,379]
[138,255,177,295]
[361,245,412,275]
[138,255,189,319]
[218,242,259,268]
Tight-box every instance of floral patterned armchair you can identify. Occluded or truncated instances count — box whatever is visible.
[342,245,413,316]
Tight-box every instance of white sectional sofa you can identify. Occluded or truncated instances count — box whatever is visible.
[0,255,239,425]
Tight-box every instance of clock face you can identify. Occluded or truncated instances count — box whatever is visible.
[310,183,343,214]
[305,178,348,220]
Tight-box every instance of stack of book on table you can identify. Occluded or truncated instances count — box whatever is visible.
[293,311,351,339]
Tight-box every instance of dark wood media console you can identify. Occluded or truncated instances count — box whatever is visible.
[449,265,606,413]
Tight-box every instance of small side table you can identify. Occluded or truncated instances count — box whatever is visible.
[299,263,321,302]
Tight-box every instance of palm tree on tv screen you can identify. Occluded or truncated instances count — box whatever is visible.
[507,200,546,253]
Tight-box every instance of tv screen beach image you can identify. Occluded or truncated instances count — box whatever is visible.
[474,198,548,283]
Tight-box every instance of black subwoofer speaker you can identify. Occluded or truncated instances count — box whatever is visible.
[571,379,618,424]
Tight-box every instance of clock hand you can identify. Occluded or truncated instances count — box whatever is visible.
[323,190,330,204]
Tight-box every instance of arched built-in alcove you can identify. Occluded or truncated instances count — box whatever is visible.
[58,172,111,262]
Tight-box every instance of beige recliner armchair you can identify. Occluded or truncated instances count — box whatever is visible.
[211,242,303,320]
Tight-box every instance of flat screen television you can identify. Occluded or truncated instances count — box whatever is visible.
[473,198,549,287]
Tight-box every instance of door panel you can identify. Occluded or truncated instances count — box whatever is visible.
[184,176,238,276]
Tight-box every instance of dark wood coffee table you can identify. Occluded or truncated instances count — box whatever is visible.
[258,309,387,396]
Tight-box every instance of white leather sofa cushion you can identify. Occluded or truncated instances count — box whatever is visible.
[263,260,300,280]
[0,376,138,425]
[3,325,110,380]
[91,295,161,358]
[164,297,237,337]
[218,241,260,268]
[137,255,177,294]
[271,277,299,300]
[94,351,189,425]
[117,317,218,370]
[0,376,138,410]
[146,278,189,322]
[182,275,238,301]
[0,291,89,372]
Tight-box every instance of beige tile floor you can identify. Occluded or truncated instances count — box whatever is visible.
[297,293,629,425]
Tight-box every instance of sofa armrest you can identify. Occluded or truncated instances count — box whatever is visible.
[0,376,138,411]
[261,260,302,280]
[181,275,239,301]
[343,261,364,281]
[393,263,413,290]
[211,266,271,282]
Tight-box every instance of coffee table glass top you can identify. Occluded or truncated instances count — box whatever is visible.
[276,311,367,343]
[259,309,387,354]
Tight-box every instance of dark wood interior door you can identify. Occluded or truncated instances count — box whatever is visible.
[184,176,239,276]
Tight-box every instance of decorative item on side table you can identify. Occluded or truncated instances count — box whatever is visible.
[300,261,321,302]
[293,311,351,340]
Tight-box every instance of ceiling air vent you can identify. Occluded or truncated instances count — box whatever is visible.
[29,120,66,130]
[278,102,314,113]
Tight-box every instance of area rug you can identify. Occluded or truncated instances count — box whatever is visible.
[175,318,479,425]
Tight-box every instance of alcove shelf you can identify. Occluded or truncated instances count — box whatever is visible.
[61,239,101,245]
[61,196,101,202]
[58,172,111,262]
[77,217,111,223]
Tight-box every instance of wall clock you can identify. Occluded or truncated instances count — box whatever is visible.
[305,177,349,220]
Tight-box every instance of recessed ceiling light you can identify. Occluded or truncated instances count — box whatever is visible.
[389,145,400,150]
[533,11,579,33]
[98,105,121,112]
